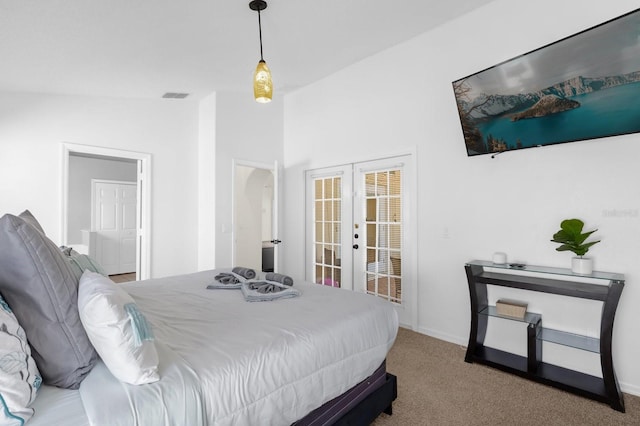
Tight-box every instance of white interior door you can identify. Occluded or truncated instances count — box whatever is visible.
[305,155,417,328]
[92,180,137,275]
[119,184,137,273]
[271,161,280,272]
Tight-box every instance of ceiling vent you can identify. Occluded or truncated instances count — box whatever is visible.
[162,92,189,99]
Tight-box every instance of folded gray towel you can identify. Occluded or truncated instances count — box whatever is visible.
[216,273,241,284]
[241,280,300,302]
[207,271,246,289]
[232,266,256,279]
[264,272,294,286]
[248,281,283,294]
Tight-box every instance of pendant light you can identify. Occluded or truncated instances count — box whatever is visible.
[249,0,273,103]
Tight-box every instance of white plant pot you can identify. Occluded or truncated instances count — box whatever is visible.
[571,257,593,275]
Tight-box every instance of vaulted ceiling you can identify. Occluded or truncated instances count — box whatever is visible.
[0,0,496,100]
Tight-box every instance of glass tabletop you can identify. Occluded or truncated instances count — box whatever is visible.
[467,260,624,282]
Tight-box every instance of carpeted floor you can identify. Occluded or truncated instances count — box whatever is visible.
[109,272,136,283]
[372,327,640,425]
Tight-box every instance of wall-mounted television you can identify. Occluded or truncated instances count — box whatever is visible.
[452,8,640,157]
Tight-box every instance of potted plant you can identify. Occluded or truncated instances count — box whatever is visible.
[550,218,600,274]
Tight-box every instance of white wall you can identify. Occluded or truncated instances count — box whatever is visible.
[198,92,217,271]
[282,0,640,394]
[214,91,283,268]
[0,92,200,278]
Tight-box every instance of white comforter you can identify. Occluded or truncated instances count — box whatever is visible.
[49,269,398,426]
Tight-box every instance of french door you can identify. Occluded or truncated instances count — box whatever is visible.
[305,165,353,290]
[305,155,416,327]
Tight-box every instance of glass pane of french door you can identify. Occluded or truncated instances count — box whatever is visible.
[313,176,342,287]
[363,169,402,303]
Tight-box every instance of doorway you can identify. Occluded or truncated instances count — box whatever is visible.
[304,154,417,329]
[232,160,279,272]
[61,143,151,280]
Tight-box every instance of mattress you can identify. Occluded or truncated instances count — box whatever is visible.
[29,385,89,426]
[27,269,398,425]
[295,361,390,425]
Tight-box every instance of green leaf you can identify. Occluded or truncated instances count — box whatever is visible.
[550,230,571,244]
[551,219,600,256]
[575,229,598,246]
[560,219,584,237]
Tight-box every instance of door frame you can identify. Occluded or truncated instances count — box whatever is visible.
[231,159,280,272]
[61,143,152,280]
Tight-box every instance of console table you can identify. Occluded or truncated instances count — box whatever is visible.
[464,260,625,412]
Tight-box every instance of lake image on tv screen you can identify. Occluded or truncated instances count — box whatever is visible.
[475,81,640,152]
[452,8,640,156]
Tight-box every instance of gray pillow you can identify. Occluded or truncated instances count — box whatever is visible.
[18,209,45,234]
[0,213,97,389]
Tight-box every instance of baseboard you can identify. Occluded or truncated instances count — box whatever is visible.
[620,381,640,397]
[414,326,467,347]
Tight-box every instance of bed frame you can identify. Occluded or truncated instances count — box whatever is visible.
[294,361,398,426]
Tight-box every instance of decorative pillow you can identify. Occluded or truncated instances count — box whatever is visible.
[0,213,97,389]
[18,210,45,235]
[60,247,108,281]
[0,295,42,425]
[78,271,159,385]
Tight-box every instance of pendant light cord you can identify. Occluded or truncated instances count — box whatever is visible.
[258,8,264,61]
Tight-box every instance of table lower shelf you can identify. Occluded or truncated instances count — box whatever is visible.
[479,306,601,353]
[466,346,624,412]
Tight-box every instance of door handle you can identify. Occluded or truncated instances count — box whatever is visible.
[270,239,282,244]
[353,244,359,249]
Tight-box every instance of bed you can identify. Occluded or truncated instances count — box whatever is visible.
[0,211,398,426]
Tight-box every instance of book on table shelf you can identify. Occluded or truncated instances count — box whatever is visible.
[495,299,528,320]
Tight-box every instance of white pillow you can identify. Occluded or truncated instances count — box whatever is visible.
[77,271,159,385]
[0,295,42,425]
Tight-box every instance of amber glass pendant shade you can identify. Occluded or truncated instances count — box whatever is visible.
[253,59,273,103]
